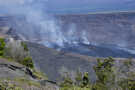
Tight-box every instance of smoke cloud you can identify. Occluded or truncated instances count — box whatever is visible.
[0,0,90,48]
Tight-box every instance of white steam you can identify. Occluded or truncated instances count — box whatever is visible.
[0,0,91,48]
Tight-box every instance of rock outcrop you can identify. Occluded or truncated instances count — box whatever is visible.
[0,57,59,90]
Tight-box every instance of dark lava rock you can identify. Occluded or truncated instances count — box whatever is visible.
[0,58,36,79]
[60,43,135,58]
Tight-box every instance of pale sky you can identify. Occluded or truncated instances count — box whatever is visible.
[45,0,135,13]
[0,0,135,14]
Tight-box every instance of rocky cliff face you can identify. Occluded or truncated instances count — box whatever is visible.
[0,57,59,90]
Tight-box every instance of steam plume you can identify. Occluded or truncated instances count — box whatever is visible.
[0,0,90,48]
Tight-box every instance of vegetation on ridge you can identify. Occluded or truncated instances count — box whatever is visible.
[0,38,34,68]
[60,57,135,90]
[0,38,49,90]
[1,38,135,90]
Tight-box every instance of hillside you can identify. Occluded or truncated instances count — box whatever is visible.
[0,35,59,90]
[27,42,129,82]
[0,56,59,90]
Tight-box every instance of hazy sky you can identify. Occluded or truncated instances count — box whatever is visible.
[0,0,135,14]
[45,0,135,13]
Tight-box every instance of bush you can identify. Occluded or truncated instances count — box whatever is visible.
[0,51,4,56]
[0,38,5,56]
[20,57,34,68]
[59,57,135,90]
[75,70,83,86]
[94,57,115,85]
[82,72,89,87]
[0,38,5,51]
[21,42,29,51]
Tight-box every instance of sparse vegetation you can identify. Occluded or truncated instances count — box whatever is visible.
[20,57,34,68]
[0,38,50,90]
[0,79,23,90]
[2,38,34,68]
[1,38,135,90]
[4,39,28,61]
[60,57,135,90]
[21,42,29,51]
[32,69,48,80]
[0,38,5,56]
[0,77,50,90]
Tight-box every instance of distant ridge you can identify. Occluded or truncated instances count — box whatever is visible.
[87,10,135,15]
[53,10,135,15]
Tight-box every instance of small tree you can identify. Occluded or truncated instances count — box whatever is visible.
[82,72,90,87]
[75,69,83,87]
[118,58,135,90]
[0,38,5,56]
[21,57,34,68]
[59,67,74,87]
[93,57,115,89]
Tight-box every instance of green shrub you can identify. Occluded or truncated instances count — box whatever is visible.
[94,57,115,85]
[82,72,89,87]
[0,51,4,56]
[3,39,35,69]
[33,70,48,80]
[59,57,135,90]
[20,57,34,69]
[75,70,83,86]
[0,38,5,51]
[60,76,73,87]
[0,38,5,57]
[21,42,29,51]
